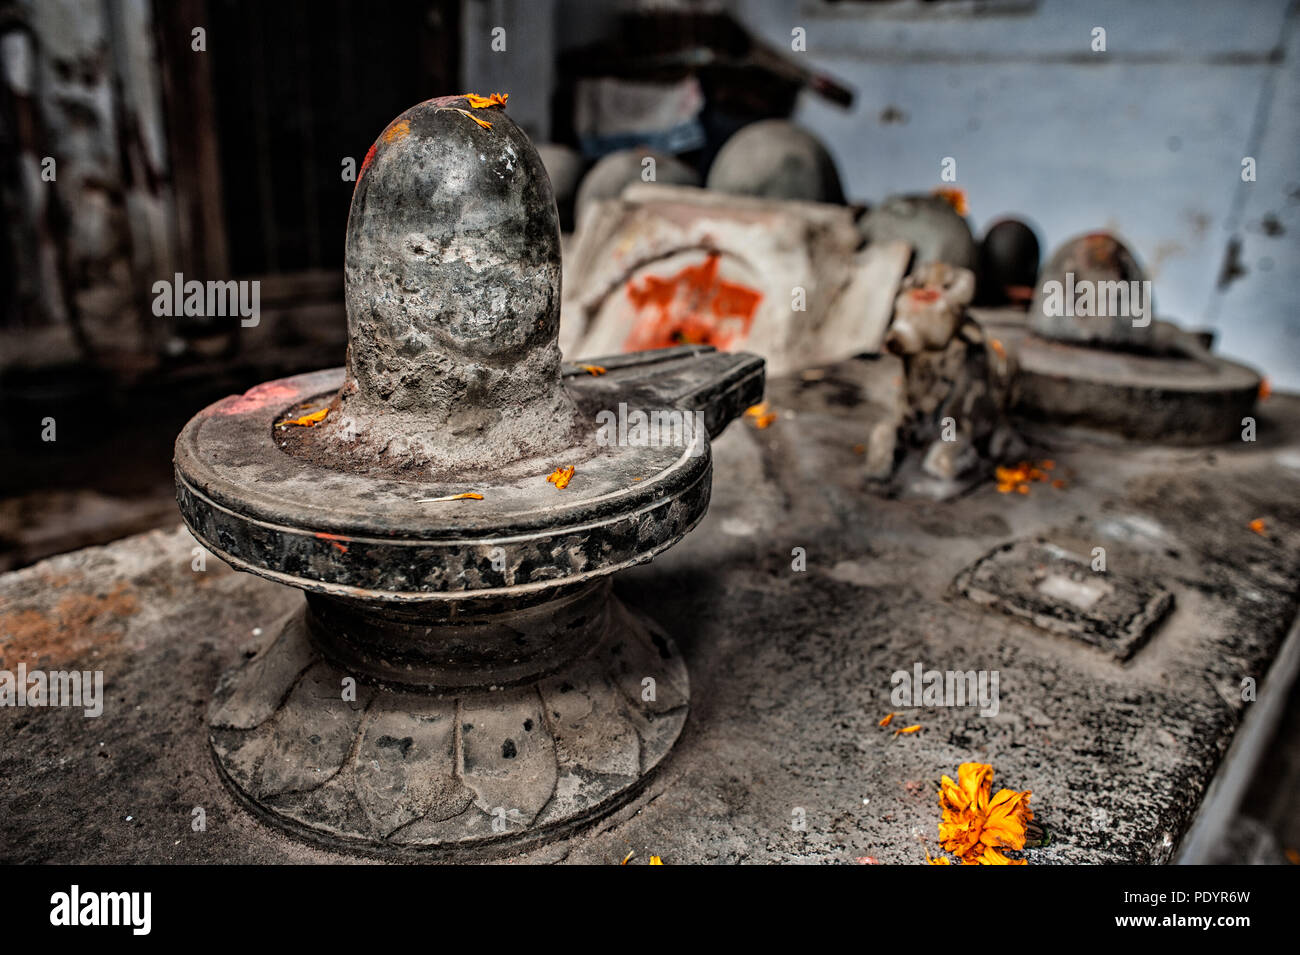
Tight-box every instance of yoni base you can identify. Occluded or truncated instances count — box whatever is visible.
[207,591,688,857]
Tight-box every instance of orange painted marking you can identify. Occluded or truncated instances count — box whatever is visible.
[359,142,377,181]
[382,120,410,144]
[623,253,762,352]
[216,382,300,416]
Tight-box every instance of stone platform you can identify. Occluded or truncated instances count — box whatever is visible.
[2,371,1298,864]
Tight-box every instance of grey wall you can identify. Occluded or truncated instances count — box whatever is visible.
[462,0,1297,388]
[734,0,1300,388]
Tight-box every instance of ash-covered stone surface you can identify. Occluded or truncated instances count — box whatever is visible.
[3,381,1298,864]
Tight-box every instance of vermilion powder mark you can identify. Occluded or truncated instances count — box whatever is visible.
[215,382,300,416]
[358,143,377,182]
[623,253,762,352]
[315,533,350,554]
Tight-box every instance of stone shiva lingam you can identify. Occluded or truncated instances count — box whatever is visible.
[1016,231,1260,444]
[174,94,764,855]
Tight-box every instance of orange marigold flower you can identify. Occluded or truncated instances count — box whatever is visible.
[936,762,1033,865]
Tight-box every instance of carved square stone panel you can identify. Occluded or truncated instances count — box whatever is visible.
[952,538,1173,661]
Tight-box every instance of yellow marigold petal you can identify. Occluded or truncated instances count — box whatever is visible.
[439,106,493,129]
[277,407,329,428]
[547,465,576,489]
[744,402,776,429]
[415,491,484,503]
[894,724,921,736]
[462,92,508,108]
[957,762,994,808]
[982,789,1033,849]
[878,712,896,727]
[977,845,1027,865]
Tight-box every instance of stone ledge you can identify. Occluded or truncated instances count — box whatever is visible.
[2,382,1298,864]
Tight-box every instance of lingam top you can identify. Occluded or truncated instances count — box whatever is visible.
[325,93,579,476]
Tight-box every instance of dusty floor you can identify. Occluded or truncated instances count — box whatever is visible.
[1,369,1298,864]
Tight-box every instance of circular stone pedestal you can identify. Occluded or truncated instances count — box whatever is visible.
[208,585,687,857]
[1013,334,1260,445]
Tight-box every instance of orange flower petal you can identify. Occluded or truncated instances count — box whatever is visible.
[932,186,969,216]
[416,491,484,503]
[276,407,329,428]
[547,465,576,490]
[462,92,508,108]
[744,402,776,429]
[878,712,896,727]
